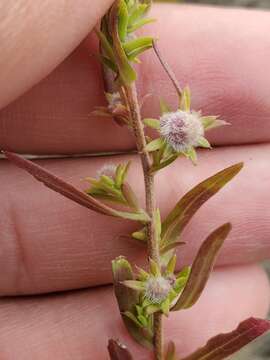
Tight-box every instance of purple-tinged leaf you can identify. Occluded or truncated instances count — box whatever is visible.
[161,163,243,248]
[108,339,133,360]
[173,223,231,311]
[166,341,177,360]
[4,152,149,222]
[181,317,270,360]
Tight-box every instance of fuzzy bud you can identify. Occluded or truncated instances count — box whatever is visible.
[145,276,172,304]
[160,110,204,152]
[97,164,117,178]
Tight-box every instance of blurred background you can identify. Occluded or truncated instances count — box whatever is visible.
[164,0,270,7]
[159,0,270,359]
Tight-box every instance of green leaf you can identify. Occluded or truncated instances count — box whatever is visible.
[132,229,147,242]
[149,258,161,276]
[112,257,138,312]
[116,209,150,222]
[181,318,270,360]
[150,154,179,174]
[109,2,137,85]
[166,341,177,360]
[128,18,156,33]
[3,152,138,220]
[183,147,197,165]
[180,86,191,112]
[108,339,134,360]
[172,223,231,311]
[128,3,148,24]
[95,30,115,63]
[112,257,153,349]
[145,138,164,152]
[160,98,171,114]
[115,162,130,188]
[161,162,244,248]
[122,183,139,210]
[201,116,229,131]
[99,55,118,73]
[143,118,160,129]
[166,254,177,274]
[118,0,129,41]
[123,36,153,59]
[198,137,211,149]
[122,280,146,291]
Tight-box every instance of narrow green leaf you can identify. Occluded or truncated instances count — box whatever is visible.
[172,223,232,311]
[118,0,129,41]
[123,36,153,59]
[198,137,212,149]
[122,280,146,291]
[145,138,164,152]
[95,30,115,63]
[181,318,270,360]
[166,254,177,274]
[116,209,150,222]
[183,147,197,165]
[150,154,179,174]
[143,118,160,129]
[122,183,139,210]
[128,18,156,33]
[149,258,161,276]
[128,4,148,24]
[132,229,147,242]
[180,86,191,112]
[161,162,244,248]
[109,2,137,84]
[112,257,153,349]
[201,116,229,131]
[160,98,171,114]
[112,257,138,312]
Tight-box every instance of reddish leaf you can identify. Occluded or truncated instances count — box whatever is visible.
[161,163,243,248]
[108,339,133,360]
[181,317,270,360]
[4,152,149,222]
[173,223,231,311]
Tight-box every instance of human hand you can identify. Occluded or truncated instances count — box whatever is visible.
[0,2,269,358]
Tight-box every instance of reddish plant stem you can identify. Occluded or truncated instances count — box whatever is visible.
[124,83,163,359]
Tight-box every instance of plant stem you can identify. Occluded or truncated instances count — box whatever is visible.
[124,83,163,359]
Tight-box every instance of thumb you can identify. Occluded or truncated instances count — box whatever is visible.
[0,0,113,109]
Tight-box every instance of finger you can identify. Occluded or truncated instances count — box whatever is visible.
[1,145,270,295]
[1,5,270,154]
[0,0,113,109]
[0,266,268,359]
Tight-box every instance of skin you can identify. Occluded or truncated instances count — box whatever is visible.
[0,1,269,359]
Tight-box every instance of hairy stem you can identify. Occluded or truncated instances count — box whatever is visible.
[124,83,163,359]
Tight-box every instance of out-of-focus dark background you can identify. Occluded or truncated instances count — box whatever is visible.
[161,0,270,359]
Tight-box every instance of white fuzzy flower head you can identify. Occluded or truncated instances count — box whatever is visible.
[97,164,117,179]
[145,276,172,304]
[160,110,204,152]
